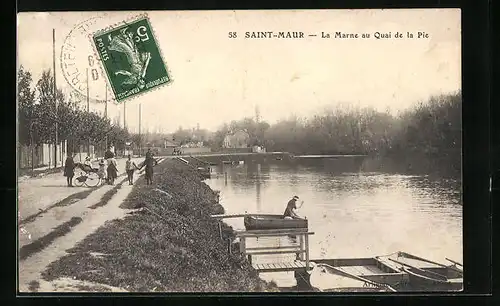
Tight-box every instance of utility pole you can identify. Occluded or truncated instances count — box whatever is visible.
[86,68,90,112]
[104,84,108,151]
[138,103,142,156]
[123,101,127,131]
[53,29,58,168]
[86,68,90,155]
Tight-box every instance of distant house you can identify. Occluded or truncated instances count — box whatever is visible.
[223,130,250,148]
[164,139,180,149]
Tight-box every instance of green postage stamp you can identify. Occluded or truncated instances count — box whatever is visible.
[92,15,170,102]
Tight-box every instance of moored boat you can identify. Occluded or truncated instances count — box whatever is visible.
[402,266,463,291]
[310,251,463,292]
[244,214,308,230]
[378,251,463,291]
[312,262,398,292]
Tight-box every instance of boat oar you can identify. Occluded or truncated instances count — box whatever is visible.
[398,252,463,276]
[445,258,463,267]
[388,258,448,281]
[315,263,397,292]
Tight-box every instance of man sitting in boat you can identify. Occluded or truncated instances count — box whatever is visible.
[283,195,303,219]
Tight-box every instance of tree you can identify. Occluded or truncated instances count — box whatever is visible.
[17,66,37,146]
[34,69,67,144]
[19,67,131,156]
[173,127,193,145]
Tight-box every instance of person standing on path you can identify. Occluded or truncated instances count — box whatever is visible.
[63,153,77,187]
[107,157,118,185]
[125,154,139,185]
[140,154,158,185]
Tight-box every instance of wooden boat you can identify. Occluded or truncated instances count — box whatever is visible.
[402,266,463,291]
[311,251,462,292]
[313,261,397,292]
[378,251,463,291]
[311,256,407,291]
[244,214,308,230]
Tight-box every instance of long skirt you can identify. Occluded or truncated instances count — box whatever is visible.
[145,167,153,180]
[107,165,117,179]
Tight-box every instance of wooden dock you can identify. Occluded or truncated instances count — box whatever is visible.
[252,260,310,273]
[235,228,315,273]
[212,214,315,287]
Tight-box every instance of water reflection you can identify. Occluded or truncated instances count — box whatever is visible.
[206,157,462,287]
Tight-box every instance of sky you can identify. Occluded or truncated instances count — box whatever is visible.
[17,9,461,133]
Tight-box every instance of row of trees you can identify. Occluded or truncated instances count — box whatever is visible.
[18,66,130,159]
[19,62,460,170]
[211,91,461,162]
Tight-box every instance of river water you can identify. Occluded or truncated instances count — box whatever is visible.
[205,156,462,289]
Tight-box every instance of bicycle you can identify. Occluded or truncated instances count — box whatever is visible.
[74,163,101,187]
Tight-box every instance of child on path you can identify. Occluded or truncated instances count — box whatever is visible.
[97,159,107,185]
[125,154,139,185]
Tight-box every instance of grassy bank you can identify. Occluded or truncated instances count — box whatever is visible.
[42,159,278,292]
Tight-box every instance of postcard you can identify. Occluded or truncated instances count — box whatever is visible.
[17,9,462,293]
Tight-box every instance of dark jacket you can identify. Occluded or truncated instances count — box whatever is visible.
[64,157,76,177]
[283,199,297,217]
[107,158,118,179]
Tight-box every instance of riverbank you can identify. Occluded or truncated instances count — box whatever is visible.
[41,159,279,292]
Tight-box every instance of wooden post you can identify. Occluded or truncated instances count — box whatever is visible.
[299,234,305,260]
[228,238,232,255]
[239,236,246,254]
[218,221,222,239]
[304,233,310,270]
[53,29,58,169]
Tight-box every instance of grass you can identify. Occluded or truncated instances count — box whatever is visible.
[19,217,83,261]
[42,159,279,292]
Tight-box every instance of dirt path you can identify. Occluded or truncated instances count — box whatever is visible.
[18,158,165,292]
[18,157,143,221]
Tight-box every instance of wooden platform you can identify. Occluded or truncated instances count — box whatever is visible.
[252,260,313,273]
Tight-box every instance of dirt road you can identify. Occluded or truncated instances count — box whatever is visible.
[17,157,164,292]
